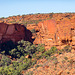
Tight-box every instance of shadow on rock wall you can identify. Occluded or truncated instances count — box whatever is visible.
[0,22,33,55]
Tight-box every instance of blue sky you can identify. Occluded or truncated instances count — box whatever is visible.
[0,0,75,18]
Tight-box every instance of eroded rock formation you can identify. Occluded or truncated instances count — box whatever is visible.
[32,19,75,49]
[0,13,75,49]
[0,22,32,44]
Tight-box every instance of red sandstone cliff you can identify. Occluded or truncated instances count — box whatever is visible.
[0,23,32,44]
[33,19,75,49]
[0,13,75,49]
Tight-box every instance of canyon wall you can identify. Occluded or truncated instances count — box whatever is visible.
[26,13,75,49]
[0,13,75,49]
[0,23,32,44]
[34,19,75,49]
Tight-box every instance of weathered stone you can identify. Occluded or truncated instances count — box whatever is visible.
[57,70,63,75]
[25,55,30,58]
[33,19,75,49]
[0,22,32,44]
[0,13,75,49]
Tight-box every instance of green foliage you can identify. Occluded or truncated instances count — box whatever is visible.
[42,46,57,58]
[57,45,72,54]
[37,44,45,53]
[0,55,11,67]
[32,44,45,59]
[1,17,5,19]
[9,48,20,58]
[34,46,58,60]
[9,40,37,58]
[0,66,21,75]
[0,39,72,75]
[31,60,37,67]
[0,57,36,75]
[17,40,37,56]
[64,57,68,60]
[26,71,33,75]
[22,19,42,25]
[57,50,62,54]
[1,51,5,54]
[8,20,16,23]
[22,21,27,27]
[35,64,42,68]
[63,45,72,52]
[30,29,36,33]
[0,40,45,59]
[46,56,57,61]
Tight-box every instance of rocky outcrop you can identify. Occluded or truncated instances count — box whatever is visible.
[0,13,75,49]
[0,22,32,44]
[0,14,51,24]
[33,20,57,49]
[33,19,75,49]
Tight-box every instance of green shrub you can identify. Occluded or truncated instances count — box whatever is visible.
[0,55,11,66]
[9,40,37,58]
[31,60,37,67]
[9,48,20,58]
[1,51,5,54]
[30,29,36,33]
[57,50,62,54]
[9,20,16,23]
[1,17,5,19]
[26,71,33,75]
[42,46,57,58]
[37,44,45,53]
[64,45,72,52]
[64,57,68,60]
[0,58,36,75]
[35,64,42,68]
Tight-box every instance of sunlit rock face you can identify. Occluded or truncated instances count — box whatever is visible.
[33,19,75,49]
[0,23,32,44]
[33,19,57,49]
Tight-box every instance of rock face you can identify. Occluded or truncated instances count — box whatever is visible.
[33,19,75,49]
[0,22,32,44]
[33,20,57,49]
[0,13,75,49]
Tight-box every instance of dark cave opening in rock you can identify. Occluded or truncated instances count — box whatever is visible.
[71,28,74,30]
[36,30,39,33]
[70,40,72,42]
[61,39,69,44]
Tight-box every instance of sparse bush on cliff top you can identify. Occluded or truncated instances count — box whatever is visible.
[1,17,5,19]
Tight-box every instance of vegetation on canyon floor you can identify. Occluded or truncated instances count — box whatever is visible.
[0,40,72,75]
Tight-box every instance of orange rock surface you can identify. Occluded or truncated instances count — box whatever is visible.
[34,19,75,49]
[0,13,75,49]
